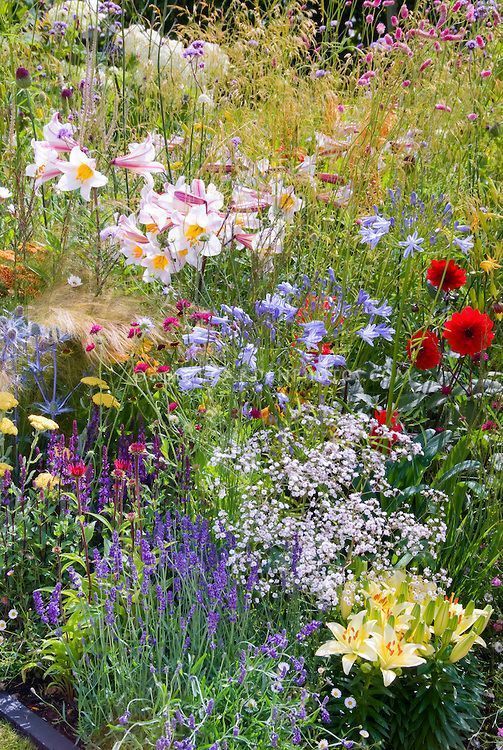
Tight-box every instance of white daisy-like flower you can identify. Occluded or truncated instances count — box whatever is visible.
[0,186,12,200]
[67,275,83,287]
[0,620,7,631]
[8,609,18,619]
[344,696,357,709]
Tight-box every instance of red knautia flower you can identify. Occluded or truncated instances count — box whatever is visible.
[129,442,146,455]
[168,402,178,412]
[85,343,95,352]
[426,259,466,292]
[67,460,87,478]
[406,329,442,370]
[89,324,103,335]
[443,306,494,356]
[134,362,149,373]
[162,316,180,331]
[176,299,191,313]
[481,420,497,431]
[157,365,171,373]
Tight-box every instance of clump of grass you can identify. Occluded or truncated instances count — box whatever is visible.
[0,723,34,750]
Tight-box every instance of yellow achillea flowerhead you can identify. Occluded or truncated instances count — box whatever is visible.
[92,392,120,408]
[81,376,109,389]
[0,392,19,411]
[0,462,13,477]
[28,415,60,431]
[0,417,18,436]
[33,472,60,490]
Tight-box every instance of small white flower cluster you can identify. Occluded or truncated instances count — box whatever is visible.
[212,407,447,608]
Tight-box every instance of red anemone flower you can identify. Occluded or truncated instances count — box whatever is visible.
[406,329,442,370]
[426,259,466,292]
[443,306,494,356]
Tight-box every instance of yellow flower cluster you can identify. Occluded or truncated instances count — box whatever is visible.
[316,571,492,687]
[81,377,120,408]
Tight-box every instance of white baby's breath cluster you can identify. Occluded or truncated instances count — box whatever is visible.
[212,407,447,608]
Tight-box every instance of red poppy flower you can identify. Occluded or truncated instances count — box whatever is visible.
[443,306,494,356]
[426,259,466,292]
[406,329,442,370]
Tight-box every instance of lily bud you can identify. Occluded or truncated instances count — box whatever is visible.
[423,599,436,625]
[464,600,475,618]
[434,600,450,635]
[449,631,478,663]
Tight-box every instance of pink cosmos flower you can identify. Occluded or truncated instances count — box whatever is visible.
[111,134,166,178]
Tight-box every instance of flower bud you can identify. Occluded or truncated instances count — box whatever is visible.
[434,600,450,635]
[423,598,436,625]
[449,631,478,663]
[15,67,31,88]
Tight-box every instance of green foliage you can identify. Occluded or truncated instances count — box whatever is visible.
[388,658,485,750]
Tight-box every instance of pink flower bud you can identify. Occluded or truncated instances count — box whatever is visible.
[391,15,398,26]
[467,113,478,121]
[475,35,485,48]
[480,69,492,78]
[402,79,411,87]
[419,58,432,72]
[399,4,408,19]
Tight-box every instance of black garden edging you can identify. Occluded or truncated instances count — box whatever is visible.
[0,692,79,750]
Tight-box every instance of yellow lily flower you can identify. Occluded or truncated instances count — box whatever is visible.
[315,611,377,675]
[370,624,426,686]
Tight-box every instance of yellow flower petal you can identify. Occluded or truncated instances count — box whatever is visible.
[33,472,60,490]
[81,376,109,389]
[0,392,18,411]
[0,462,13,477]
[480,257,501,273]
[92,392,120,408]
[28,415,59,431]
[0,417,18,436]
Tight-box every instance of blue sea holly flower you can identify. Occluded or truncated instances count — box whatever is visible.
[398,231,424,259]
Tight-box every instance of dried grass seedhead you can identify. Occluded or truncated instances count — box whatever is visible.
[28,286,163,363]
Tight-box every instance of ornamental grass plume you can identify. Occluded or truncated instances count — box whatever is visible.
[28,286,165,363]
